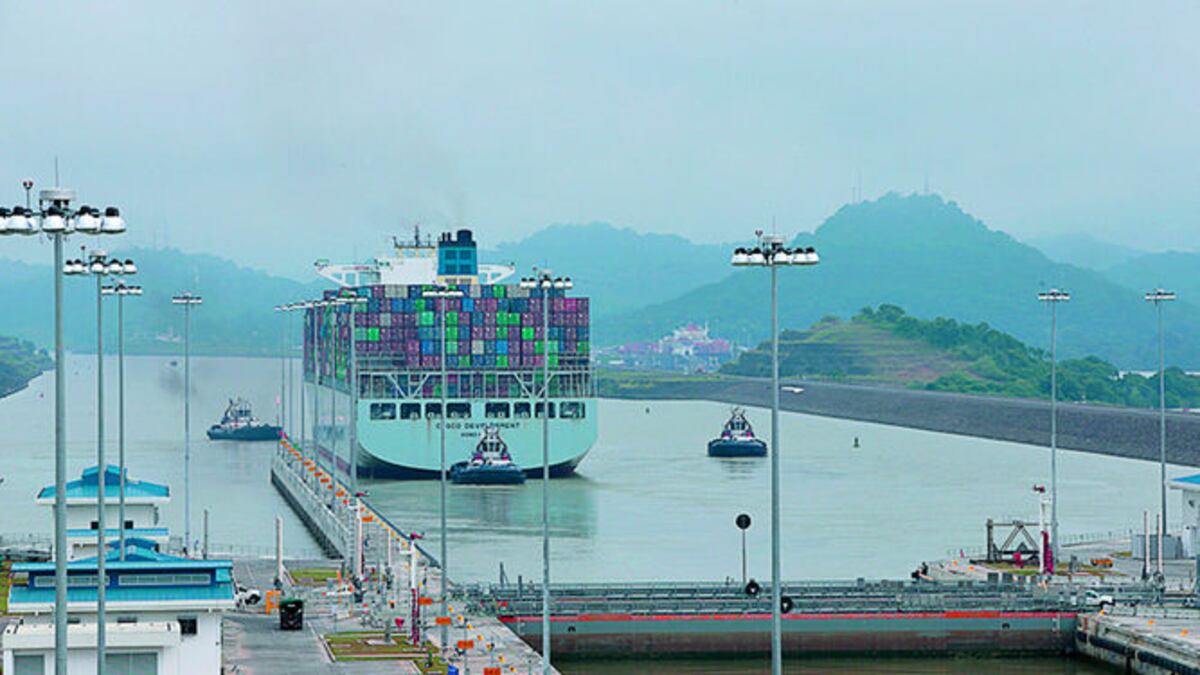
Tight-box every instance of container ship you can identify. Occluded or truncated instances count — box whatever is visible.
[304,228,596,478]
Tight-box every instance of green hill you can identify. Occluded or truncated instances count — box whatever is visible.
[722,304,1200,408]
[0,247,330,356]
[0,336,53,397]
[605,193,1200,369]
[1104,251,1200,304]
[485,222,734,319]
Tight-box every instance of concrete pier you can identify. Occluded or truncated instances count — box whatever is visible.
[269,437,557,673]
[1076,607,1200,674]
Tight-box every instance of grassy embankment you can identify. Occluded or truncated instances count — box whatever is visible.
[0,336,52,398]
[720,304,1200,409]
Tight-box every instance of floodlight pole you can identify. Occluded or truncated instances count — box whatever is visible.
[3,184,127,675]
[172,293,203,553]
[1038,288,1070,566]
[730,235,819,675]
[1146,289,1176,533]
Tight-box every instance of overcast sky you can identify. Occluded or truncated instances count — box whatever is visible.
[1,1,1196,277]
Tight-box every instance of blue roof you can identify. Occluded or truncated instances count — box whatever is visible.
[9,582,235,606]
[8,542,234,607]
[37,465,169,501]
[1175,473,1200,485]
[66,528,169,539]
[14,544,231,573]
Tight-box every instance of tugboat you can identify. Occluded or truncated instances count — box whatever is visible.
[707,408,768,458]
[450,426,527,485]
[206,398,281,441]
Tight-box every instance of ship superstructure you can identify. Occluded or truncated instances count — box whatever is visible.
[305,228,596,478]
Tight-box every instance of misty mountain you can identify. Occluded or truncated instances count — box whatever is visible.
[1105,251,1200,304]
[1024,233,1147,271]
[0,247,330,355]
[603,193,1200,369]
[483,223,735,317]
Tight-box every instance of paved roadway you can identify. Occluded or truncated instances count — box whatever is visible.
[627,375,1200,466]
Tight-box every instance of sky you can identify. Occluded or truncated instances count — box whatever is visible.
[1,1,1197,278]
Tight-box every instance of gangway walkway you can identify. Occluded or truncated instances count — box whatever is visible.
[271,436,559,674]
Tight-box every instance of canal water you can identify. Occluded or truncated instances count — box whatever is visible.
[0,355,1182,577]
[0,355,1173,672]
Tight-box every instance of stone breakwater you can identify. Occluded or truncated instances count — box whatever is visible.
[607,377,1200,467]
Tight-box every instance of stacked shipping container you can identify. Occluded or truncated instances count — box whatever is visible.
[304,284,590,397]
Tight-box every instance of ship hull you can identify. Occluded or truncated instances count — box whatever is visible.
[707,438,767,458]
[207,425,281,442]
[307,384,597,479]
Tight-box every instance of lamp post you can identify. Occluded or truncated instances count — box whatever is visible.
[275,305,287,433]
[1146,289,1176,533]
[171,292,203,553]
[4,187,125,675]
[102,282,143,561]
[65,251,136,674]
[422,284,464,651]
[310,300,327,485]
[731,234,819,675]
[335,292,367,495]
[519,270,572,675]
[1037,288,1070,566]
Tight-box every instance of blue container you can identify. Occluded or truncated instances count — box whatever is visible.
[462,297,474,312]
[497,341,508,355]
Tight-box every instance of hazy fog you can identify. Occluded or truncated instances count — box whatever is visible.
[1,2,1196,277]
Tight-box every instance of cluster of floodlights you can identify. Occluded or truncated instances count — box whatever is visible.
[101,283,144,297]
[63,257,138,276]
[731,245,819,266]
[519,275,573,290]
[0,205,125,235]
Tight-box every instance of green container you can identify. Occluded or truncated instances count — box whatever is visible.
[447,312,458,326]
[493,285,506,298]
[549,354,559,368]
[535,341,544,355]
[447,326,459,341]
[510,312,521,325]
[446,341,458,355]
[355,327,366,341]
[497,327,508,339]
[497,355,509,368]
[368,327,381,341]
[580,340,589,353]
[521,327,535,340]
[548,340,558,353]
[414,299,426,312]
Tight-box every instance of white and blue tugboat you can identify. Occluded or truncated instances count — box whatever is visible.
[707,408,767,458]
[206,398,281,441]
[450,426,527,485]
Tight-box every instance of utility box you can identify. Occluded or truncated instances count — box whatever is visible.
[279,598,304,631]
[1132,533,1184,561]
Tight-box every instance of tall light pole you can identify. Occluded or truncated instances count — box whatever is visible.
[172,292,203,553]
[335,292,366,494]
[102,282,143,561]
[310,299,334,503]
[1146,289,1176,533]
[422,285,463,651]
[731,234,819,675]
[65,251,136,674]
[1038,288,1070,566]
[520,270,572,674]
[276,305,287,432]
[4,187,125,675]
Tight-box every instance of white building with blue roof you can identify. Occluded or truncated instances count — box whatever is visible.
[1170,473,1200,557]
[2,542,234,674]
[35,465,170,560]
